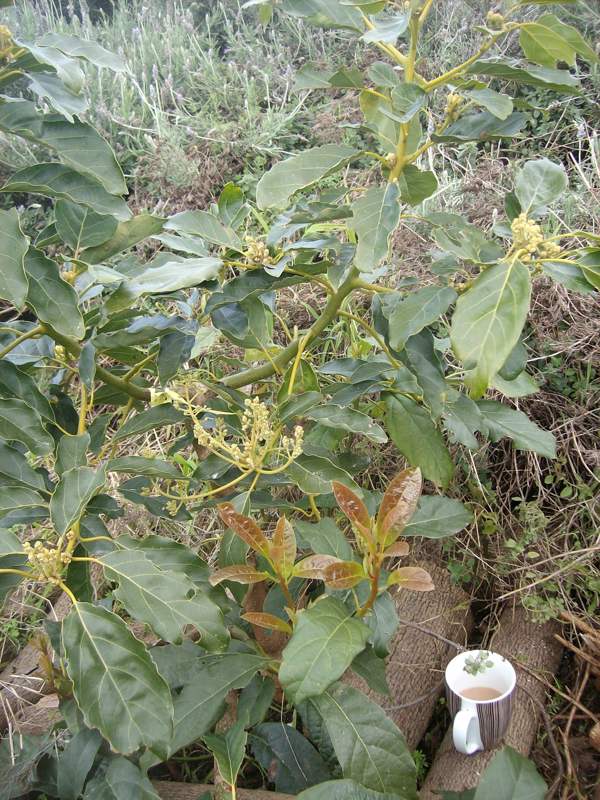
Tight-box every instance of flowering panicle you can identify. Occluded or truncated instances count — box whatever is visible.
[23,532,76,582]
[510,213,561,263]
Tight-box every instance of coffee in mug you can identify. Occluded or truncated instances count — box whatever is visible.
[445,650,516,754]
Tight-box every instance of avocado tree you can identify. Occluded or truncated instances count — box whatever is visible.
[0,0,597,796]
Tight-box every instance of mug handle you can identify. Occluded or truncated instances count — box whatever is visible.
[453,708,484,755]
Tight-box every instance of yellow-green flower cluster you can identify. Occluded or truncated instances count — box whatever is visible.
[23,537,73,582]
[445,93,463,121]
[244,237,274,266]
[510,213,561,262]
[0,25,14,59]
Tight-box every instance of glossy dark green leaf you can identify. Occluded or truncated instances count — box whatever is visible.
[278,0,363,31]
[165,210,242,251]
[519,22,575,68]
[465,58,580,94]
[204,721,247,786]
[56,727,102,800]
[0,398,54,455]
[514,158,567,214]
[442,393,483,449]
[295,517,354,560]
[55,433,90,475]
[115,533,209,584]
[158,330,194,385]
[2,164,131,220]
[82,215,165,264]
[450,260,531,398]
[107,456,181,480]
[386,395,454,488]
[397,165,438,206]
[279,596,370,702]
[363,13,409,44]
[55,201,118,250]
[285,453,361,496]
[432,112,526,143]
[537,14,598,64]
[306,404,387,443]
[403,496,473,538]
[351,183,400,272]
[251,722,331,793]
[542,260,595,293]
[237,675,276,728]
[114,404,184,441]
[62,602,173,757]
[82,756,161,799]
[0,485,45,515]
[477,400,556,458]
[472,746,547,800]
[351,646,390,696]
[311,683,417,797]
[0,208,29,309]
[256,144,359,210]
[465,88,513,120]
[169,652,270,755]
[387,286,456,350]
[27,71,87,121]
[24,248,85,339]
[0,441,46,492]
[296,779,403,800]
[38,32,127,72]
[0,360,55,422]
[79,340,96,390]
[50,465,107,534]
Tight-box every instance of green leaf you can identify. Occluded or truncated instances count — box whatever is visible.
[306,404,387,443]
[165,210,242,250]
[363,13,409,44]
[2,164,131,220]
[537,14,598,64]
[24,249,85,339]
[385,395,454,488]
[387,286,456,350]
[0,441,46,492]
[50,465,107,535]
[279,0,363,30]
[295,517,354,560]
[477,400,556,458]
[403,496,473,538]
[311,683,417,797]
[108,456,181,480]
[38,33,127,72]
[62,602,173,757]
[27,71,87,121]
[158,330,195,384]
[285,453,361,496]
[432,112,527,143]
[114,404,184,441]
[541,260,595,293]
[0,398,54,455]
[116,257,222,298]
[515,158,567,213]
[351,646,390,696]
[256,144,358,210]
[0,485,45,516]
[296,779,403,800]
[397,165,438,206]
[56,433,90,475]
[450,260,531,398]
[82,756,161,799]
[0,360,55,422]
[204,721,247,786]
[169,652,270,754]
[473,746,547,800]
[465,58,580,93]
[492,371,539,398]
[579,249,600,290]
[279,595,370,703]
[55,201,118,250]
[251,722,331,793]
[519,22,576,68]
[0,101,126,195]
[0,208,29,309]
[115,533,209,585]
[465,88,513,120]
[386,83,426,123]
[82,215,165,263]
[0,529,25,557]
[100,549,228,649]
[56,728,102,800]
[351,183,401,272]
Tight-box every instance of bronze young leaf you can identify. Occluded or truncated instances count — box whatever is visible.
[241,612,293,634]
[209,565,270,586]
[293,553,343,580]
[323,560,367,590]
[332,481,372,539]
[270,515,297,574]
[382,541,410,559]
[217,502,270,556]
[387,566,435,592]
[376,468,423,545]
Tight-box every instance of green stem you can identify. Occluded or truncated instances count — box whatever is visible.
[0,325,45,360]
[44,327,151,402]
[222,270,360,389]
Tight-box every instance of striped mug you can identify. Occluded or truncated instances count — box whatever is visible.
[445,649,516,754]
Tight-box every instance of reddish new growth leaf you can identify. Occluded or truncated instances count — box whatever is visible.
[293,554,341,580]
[332,481,371,539]
[323,560,366,590]
[218,502,270,556]
[376,468,422,544]
[241,612,292,634]
[382,540,410,559]
[387,566,434,592]
[270,516,296,572]
[209,565,269,586]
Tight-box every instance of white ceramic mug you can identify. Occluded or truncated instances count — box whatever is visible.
[445,649,516,755]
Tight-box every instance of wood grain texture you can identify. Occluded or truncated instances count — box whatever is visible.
[153,784,292,800]
[345,560,473,749]
[420,606,563,799]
